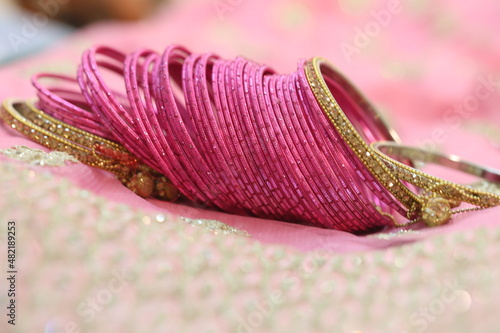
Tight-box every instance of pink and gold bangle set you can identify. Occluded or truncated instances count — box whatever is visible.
[2,45,500,232]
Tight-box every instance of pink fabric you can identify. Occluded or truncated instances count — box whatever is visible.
[1,0,500,252]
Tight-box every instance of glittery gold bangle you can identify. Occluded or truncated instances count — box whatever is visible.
[371,141,500,226]
[304,57,422,219]
[0,99,180,201]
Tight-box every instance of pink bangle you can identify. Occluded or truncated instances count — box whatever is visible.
[293,67,374,229]
[190,54,258,215]
[182,53,247,213]
[212,59,282,217]
[301,58,410,218]
[32,73,110,138]
[124,48,163,172]
[152,45,215,205]
[78,47,141,150]
[235,58,293,218]
[221,59,276,216]
[279,72,353,229]
[242,60,299,220]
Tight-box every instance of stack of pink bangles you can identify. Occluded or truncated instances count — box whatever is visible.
[2,44,500,232]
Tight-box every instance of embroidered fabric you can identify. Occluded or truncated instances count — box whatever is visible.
[0,161,499,332]
[0,145,78,166]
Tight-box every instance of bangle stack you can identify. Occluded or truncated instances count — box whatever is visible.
[0,99,179,201]
[2,44,499,232]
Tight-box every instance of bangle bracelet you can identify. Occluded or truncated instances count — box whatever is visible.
[237,59,295,218]
[9,44,448,232]
[0,99,180,201]
[371,141,500,226]
[304,57,420,218]
[32,73,113,139]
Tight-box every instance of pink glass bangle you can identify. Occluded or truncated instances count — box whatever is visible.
[32,73,112,138]
[302,58,414,220]
[190,54,258,215]
[211,59,290,217]
[298,60,399,227]
[181,53,248,214]
[152,45,217,206]
[272,74,345,227]
[242,60,300,220]
[282,73,368,229]
[233,58,293,218]
[220,59,276,216]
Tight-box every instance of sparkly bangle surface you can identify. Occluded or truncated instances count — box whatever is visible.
[372,141,500,206]
[371,141,500,226]
[304,57,421,217]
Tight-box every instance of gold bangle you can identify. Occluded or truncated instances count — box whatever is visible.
[0,99,180,201]
[305,57,422,217]
[371,141,500,226]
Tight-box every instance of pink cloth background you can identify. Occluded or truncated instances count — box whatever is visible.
[1,0,500,252]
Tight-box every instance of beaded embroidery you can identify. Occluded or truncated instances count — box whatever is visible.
[0,145,79,166]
